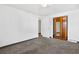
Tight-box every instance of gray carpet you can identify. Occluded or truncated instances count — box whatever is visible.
[0,37,79,54]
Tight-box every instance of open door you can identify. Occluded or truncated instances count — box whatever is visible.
[53,16,68,40]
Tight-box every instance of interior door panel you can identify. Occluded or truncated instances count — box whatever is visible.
[53,16,68,40]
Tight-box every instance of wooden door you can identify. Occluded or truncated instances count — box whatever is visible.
[53,16,68,40]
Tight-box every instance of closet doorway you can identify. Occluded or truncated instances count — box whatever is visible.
[53,16,68,41]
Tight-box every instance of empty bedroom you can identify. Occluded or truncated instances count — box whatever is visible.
[0,4,79,54]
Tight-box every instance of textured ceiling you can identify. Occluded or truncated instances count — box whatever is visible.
[5,4,79,16]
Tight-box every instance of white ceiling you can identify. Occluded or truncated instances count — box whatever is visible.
[5,4,79,16]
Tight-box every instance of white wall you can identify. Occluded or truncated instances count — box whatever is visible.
[42,10,79,43]
[41,16,53,38]
[0,5,38,47]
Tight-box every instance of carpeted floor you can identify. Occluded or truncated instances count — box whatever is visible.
[0,37,79,54]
